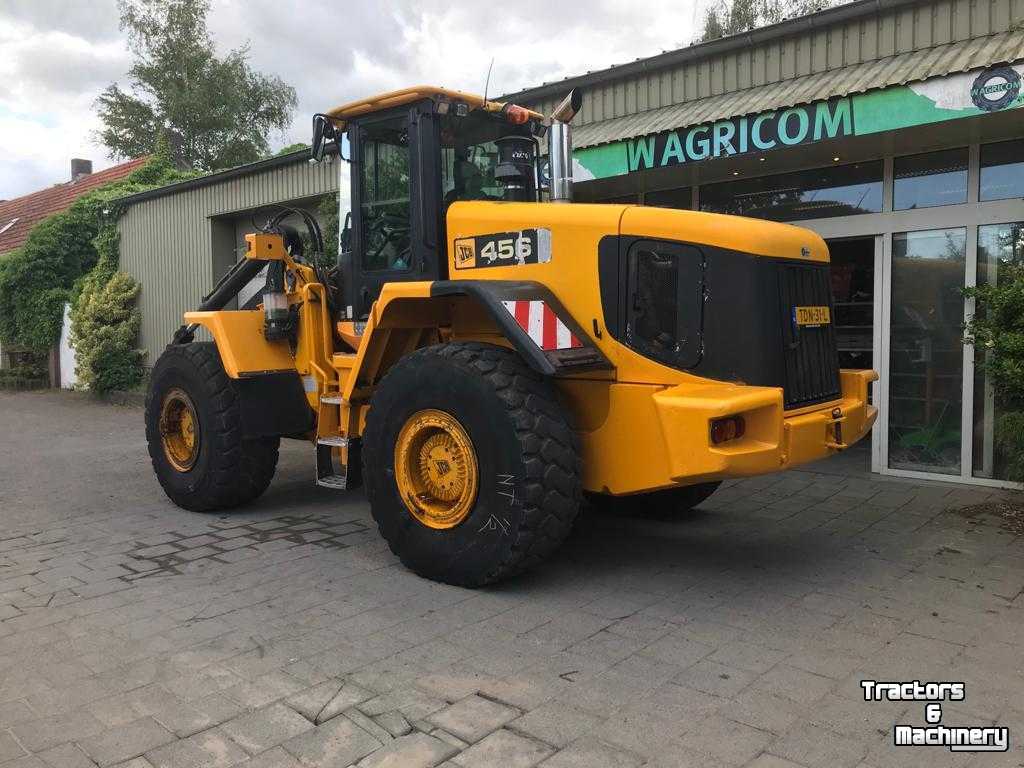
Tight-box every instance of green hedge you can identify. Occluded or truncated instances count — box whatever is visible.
[0,369,49,391]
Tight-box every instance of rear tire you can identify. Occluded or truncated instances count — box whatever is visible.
[588,482,721,519]
[145,342,279,512]
[362,342,581,587]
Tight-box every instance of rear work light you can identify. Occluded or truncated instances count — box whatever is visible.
[710,416,746,445]
[504,104,530,124]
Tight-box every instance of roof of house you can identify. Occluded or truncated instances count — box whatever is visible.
[115,144,338,207]
[0,156,149,255]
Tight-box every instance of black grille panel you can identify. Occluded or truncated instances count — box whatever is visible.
[777,263,841,409]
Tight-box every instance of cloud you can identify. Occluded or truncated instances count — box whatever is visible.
[0,0,711,200]
[0,0,121,41]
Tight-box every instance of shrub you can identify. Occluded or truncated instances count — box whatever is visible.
[964,260,1024,481]
[71,269,144,394]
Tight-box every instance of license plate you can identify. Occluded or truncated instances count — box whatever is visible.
[793,306,831,326]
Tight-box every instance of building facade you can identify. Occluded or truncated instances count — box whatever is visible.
[118,149,340,366]
[506,0,1024,486]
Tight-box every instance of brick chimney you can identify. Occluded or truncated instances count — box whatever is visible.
[70,158,93,181]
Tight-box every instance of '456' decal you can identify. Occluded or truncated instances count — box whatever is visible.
[453,228,551,269]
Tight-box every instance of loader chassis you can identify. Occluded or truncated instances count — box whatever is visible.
[146,86,878,586]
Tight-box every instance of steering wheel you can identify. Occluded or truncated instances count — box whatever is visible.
[366,212,411,269]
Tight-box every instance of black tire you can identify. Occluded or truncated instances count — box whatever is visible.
[588,482,721,519]
[145,342,279,512]
[362,342,581,587]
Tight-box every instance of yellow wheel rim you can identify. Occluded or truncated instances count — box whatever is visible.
[159,388,199,472]
[394,409,478,529]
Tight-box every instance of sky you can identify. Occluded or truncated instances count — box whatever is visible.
[0,0,717,201]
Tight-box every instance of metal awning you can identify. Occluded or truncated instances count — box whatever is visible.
[573,31,1024,149]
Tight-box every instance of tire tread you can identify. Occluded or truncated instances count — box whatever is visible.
[363,341,581,586]
[145,343,279,512]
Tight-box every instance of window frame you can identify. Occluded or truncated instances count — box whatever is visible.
[979,139,1024,202]
[892,147,970,211]
[698,161,883,222]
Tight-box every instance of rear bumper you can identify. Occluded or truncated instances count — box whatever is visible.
[650,369,878,487]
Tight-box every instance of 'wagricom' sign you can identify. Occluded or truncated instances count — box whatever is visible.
[625,98,852,172]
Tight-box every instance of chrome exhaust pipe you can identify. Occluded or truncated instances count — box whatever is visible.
[548,89,582,202]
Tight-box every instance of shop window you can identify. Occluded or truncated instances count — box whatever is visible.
[698,162,882,222]
[583,192,639,204]
[893,149,968,210]
[972,222,1024,481]
[644,187,692,210]
[888,228,966,475]
[980,140,1024,202]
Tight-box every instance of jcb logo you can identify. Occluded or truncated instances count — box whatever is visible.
[454,239,476,269]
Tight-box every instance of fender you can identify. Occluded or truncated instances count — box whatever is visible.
[430,280,612,376]
[180,310,314,438]
[183,310,294,377]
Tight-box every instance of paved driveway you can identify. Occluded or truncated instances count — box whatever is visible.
[0,390,1021,768]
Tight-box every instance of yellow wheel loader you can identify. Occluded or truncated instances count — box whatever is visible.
[145,85,877,586]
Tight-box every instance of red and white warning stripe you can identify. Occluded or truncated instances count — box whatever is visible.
[501,300,583,351]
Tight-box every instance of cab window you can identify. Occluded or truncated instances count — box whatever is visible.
[441,112,537,204]
[359,117,412,272]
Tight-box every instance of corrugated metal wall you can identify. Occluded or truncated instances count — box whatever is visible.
[120,156,339,366]
[524,0,1024,125]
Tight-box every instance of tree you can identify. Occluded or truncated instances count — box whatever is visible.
[700,0,845,41]
[276,143,310,157]
[96,0,297,172]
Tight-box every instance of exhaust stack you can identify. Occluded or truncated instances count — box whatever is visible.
[548,89,582,202]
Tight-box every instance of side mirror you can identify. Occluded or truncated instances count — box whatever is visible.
[310,114,337,163]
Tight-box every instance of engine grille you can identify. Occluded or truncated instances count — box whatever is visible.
[777,262,841,409]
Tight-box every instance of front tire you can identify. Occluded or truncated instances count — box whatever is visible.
[145,343,279,512]
[362,342,581,587]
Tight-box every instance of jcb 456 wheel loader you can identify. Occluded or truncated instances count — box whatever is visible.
[146,86,878,586]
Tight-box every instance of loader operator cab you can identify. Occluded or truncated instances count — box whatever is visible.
[311,89,544,319]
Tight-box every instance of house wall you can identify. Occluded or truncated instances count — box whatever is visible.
[120,155,339,366]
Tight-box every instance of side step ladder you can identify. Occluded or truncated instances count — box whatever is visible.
[316,390,361,490]
[316,435,362,489]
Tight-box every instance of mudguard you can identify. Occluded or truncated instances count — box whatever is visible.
[431,280,612,376]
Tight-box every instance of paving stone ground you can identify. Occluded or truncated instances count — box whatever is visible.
[0,390,1022,768]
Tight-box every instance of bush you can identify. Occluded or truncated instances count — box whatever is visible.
[964,260,1024,481]
[71,270,144,393]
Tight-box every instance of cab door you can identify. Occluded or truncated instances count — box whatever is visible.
[345,102,442,318]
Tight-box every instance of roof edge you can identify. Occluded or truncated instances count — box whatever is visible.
[501,0,925,103]
[116,144,337,207]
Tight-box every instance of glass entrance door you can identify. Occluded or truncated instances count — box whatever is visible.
[887,228,967,475]
[972,222,1024,481]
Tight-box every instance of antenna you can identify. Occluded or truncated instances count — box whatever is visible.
[483,57,495,103]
